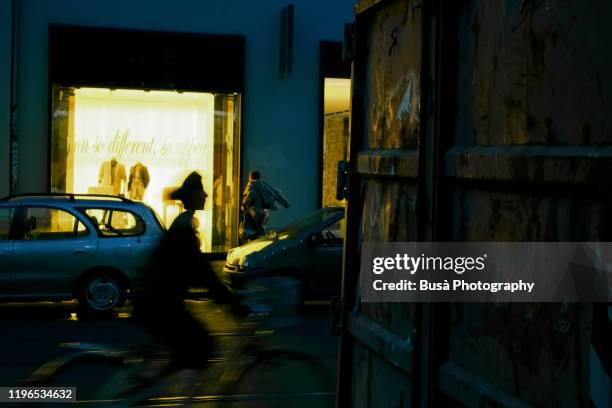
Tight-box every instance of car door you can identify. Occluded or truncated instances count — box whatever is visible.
[81,207,151,281]
[310,217,344,296]
[12,206,97,297]
[0,206,17,296]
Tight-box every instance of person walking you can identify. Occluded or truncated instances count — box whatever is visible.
[239,171,290,243]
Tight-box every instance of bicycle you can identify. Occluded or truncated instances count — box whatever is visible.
[20,277,335,407]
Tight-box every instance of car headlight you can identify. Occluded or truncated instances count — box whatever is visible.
[240,254,261,268]
[240,256,251,267]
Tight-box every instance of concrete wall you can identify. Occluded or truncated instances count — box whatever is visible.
[1,0,355,227]
[0,0,12,198]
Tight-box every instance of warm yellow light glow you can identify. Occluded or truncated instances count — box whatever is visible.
[72,88,215,250]
[324,78,351,114]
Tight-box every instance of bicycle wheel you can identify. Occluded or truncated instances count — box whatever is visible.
[25,353,145,404]
[220,348,335,408]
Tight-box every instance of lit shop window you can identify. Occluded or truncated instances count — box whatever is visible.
[322,78,350,207]
[50,86,241,252]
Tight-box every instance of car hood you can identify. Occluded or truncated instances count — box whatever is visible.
[226,238,275,265]
[226,233,301,268]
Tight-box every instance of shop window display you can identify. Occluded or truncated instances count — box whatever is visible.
[50,86,241,252]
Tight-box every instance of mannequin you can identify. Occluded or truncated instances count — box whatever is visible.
[128,162,151,200]
[98,157,127,196]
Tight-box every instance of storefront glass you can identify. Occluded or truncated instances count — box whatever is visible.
[322,78,350,207]
[50,86,241,252]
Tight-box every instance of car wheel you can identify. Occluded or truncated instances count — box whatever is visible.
[78,274,125,319]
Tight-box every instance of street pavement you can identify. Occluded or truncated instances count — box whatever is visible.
[0,297,339,407]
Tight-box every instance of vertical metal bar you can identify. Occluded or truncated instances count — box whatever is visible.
[415,0,442,240]
[418,303,433,407]
[335,11,369,408]
[429,1,459,405]
[415,0,439,406]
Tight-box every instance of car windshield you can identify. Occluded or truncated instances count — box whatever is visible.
[276,207,343,240]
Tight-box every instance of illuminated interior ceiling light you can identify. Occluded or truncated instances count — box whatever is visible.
[324,78,351,114]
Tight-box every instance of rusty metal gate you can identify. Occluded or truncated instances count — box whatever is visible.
[337,0,611,407]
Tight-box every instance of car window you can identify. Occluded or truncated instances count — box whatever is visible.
[0,207,15,240]
[277,207,344,239]
[76,220,88,237]
[311,218,345,247]
[21,207,88,240]
[324,218,345,240]
[81,208,145,237]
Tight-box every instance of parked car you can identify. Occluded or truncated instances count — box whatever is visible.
[223,205,345,304]
[0,194,165,317]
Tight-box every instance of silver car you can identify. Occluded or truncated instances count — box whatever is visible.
[0,194,164,317]
[223,205,345,303]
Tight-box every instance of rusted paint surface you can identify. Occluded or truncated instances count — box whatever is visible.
[355,0,387,15]
[457,0,612,146]
[359,302,417,343]
[366,0,421,149]
[447,303,592,407]
[452,189,600,242]
[361,179,417,337]
[343,0,611,406]
[341,0,423,404]
[442,0,612,404]
[351,342,412,408]
[357,149,418,178]
[446,145,612,186]
[347,312,414,373]
[362,179,417,243]
[439,362,533,407]
[445,188,600,405]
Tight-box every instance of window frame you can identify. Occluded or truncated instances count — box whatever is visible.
[76,207,147,238]
[15,205,91,241]
[0,205,18,240]
[309,212,346,247]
